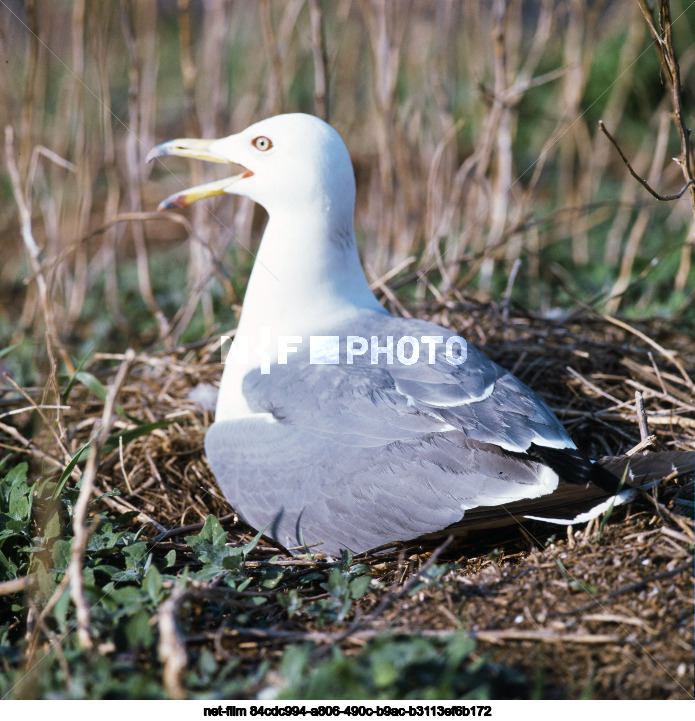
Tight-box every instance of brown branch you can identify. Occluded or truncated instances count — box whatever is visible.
[634,390,650,442]
[213,626,622,647]
[635,0,695,217]
[599,120,694,201]
[158,586,188,700]
[0,576,36,596]
[472,629,622,645]
[68,349,136,650]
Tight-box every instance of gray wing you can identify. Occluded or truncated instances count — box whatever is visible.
[244,314,575,453]
[205,311,576,555]
[205,421,559,555]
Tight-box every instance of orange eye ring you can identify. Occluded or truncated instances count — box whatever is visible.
[252,136,273,151]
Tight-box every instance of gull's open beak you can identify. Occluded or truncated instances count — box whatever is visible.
[146,138,251,210]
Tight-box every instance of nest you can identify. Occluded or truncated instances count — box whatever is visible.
[4,295,694,699]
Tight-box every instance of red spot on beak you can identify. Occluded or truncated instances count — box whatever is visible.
[242,169,254,179]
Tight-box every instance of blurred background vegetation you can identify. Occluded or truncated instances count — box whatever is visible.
[1,0,694,387]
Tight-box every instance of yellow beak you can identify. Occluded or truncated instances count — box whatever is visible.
[147,138,250,210]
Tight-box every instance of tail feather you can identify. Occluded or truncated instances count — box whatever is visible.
[597,450,694,485]
[427,449,693,540]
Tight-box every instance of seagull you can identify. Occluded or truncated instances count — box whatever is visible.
[148,113,694,556]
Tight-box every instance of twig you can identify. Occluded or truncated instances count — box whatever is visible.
[600,312,695,393]
[599,120,694,201]
[565,366,622,405]
[217,626,621,647]
[5,127,56,339]
[0,576,36,596]
[635,0,695,217]
[151,513,237,542]
[94,484,168,535]
[68,349,136,650]
[640,491,695,540]
[259,0,285,115]
[0,421,82,483]
[501,257,522,330]
[471,629,622,645]
[309,0,329,121]
[157,585,188,700]
[365,262,413,318]
[210,627,450,646]
[634,390,650,442]
[625,434,658,456]
[37,572,72,630]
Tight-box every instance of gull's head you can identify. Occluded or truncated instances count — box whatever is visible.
[147,113,356,219]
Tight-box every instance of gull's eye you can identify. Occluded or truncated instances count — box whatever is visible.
[252,136,273,151]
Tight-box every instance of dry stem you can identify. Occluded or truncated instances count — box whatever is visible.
[67,349,136,650]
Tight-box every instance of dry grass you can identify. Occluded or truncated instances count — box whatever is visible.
[1,0,694,701]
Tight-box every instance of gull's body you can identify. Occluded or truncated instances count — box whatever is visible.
[148,113,693,555]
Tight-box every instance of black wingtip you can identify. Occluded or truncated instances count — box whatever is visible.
[525,444,622,494]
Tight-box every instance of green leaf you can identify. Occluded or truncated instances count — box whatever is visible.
[323,567,348,598]
[55,443,91,499]
[242,524,268,556]
[90,489,122,504]
[340,548,353,570]
[198,650,218,678]
[73,371,135,421]
[349,575,371,599]
[371,648,400,688]
[278,588,303,617]
[44,511,62,542]
[258,564,285,590]
[185,515,230,567]
[124,609,153,649]
[60,353,92,406]
[7,470,31,522]
[86,523,127,552]
[0,343,20,359]
[52,538,72,573]
[221,551,243,571]
[144,564,163,604]
[35,560,55,599]
[52,586,72,633]
[0,546,19,578]
[1,462,28,490]
[200,514,226,545]
[2,463,29,514]
[102,419,174,455]
[122,542,148,569]
[236,577,252,592]
[190,565,225,582]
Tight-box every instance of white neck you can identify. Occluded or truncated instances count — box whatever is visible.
[237,208,382,338]
[217,208,385,419]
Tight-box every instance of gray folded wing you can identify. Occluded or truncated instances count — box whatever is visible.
[205,312,580,554]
